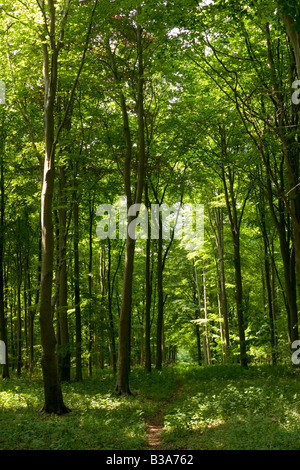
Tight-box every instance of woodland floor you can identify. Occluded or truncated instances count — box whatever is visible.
[1,363,300,450]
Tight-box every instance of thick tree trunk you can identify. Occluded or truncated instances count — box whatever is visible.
[40,155,68,412]
[266,171,299,347]
[115,233,135,395]
[264,24,300,345]
[281,12,300,82]
[39,2,68,413]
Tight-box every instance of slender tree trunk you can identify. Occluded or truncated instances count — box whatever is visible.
[270,241,278,352]
[88,193,94,377]
[214,206,230,358]
[58,164,70,382]
[144,183,152,372]
[114,17,146,394]
[107,239,116,371]
[221,164,248,368]
[26,260,34,373]
[266,171,299,347]
[263,237,277,364]
[193,258,209,365]
[0,147,8,377]
[258,195,277,364]
[16,248,22,376]
[219,123,248,368]
[202,267,211,365]
[156,213,164,370]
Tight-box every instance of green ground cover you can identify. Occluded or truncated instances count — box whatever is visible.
[0,364,299,450]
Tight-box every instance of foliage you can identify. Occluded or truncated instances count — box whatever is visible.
[1,364,300,450]
[162,364,300,450]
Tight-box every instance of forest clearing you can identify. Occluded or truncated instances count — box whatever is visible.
[0,0,300,453]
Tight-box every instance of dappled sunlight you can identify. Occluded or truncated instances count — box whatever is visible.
[1,365,300,450]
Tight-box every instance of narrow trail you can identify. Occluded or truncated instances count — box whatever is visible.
[145,380,182,450]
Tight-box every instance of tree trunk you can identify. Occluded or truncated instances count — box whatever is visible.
[214,206,230,358]
[73,183,82,382]
[202,267,211,365]
[88,193,94,377]
[107,238,116,371]
[221,164,248,368]
[281,12,300,82]
[58,164,70,382]
[257,194,277,363]
[0,146,9,378]
[16,249,22,376]
[266,171,299,347]
[144,183,152,372]
[114,17,146,394]
[115,234,135,394]
[193,258,209,365]
[39,0,68,413]
[156,213,163,370]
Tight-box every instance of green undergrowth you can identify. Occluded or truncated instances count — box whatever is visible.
[0,366,176,450]
[0,363,300,450]
[162,363,300,450]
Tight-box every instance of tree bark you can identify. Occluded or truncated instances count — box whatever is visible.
[0,143,9,378]
[156,213,163,370]
[221,161,248,367]
[88,193,94,377]
[207,200,230,360]
[144,183,152,372]
[73,176,82,381]
[107,238,117,371]
[266,173,298,347]
[16,246,22,376]
[281,12,300,82]
[58,163,70,382]
[114,17,146,395]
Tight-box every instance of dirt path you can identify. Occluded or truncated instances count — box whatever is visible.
[145,380,182,450]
